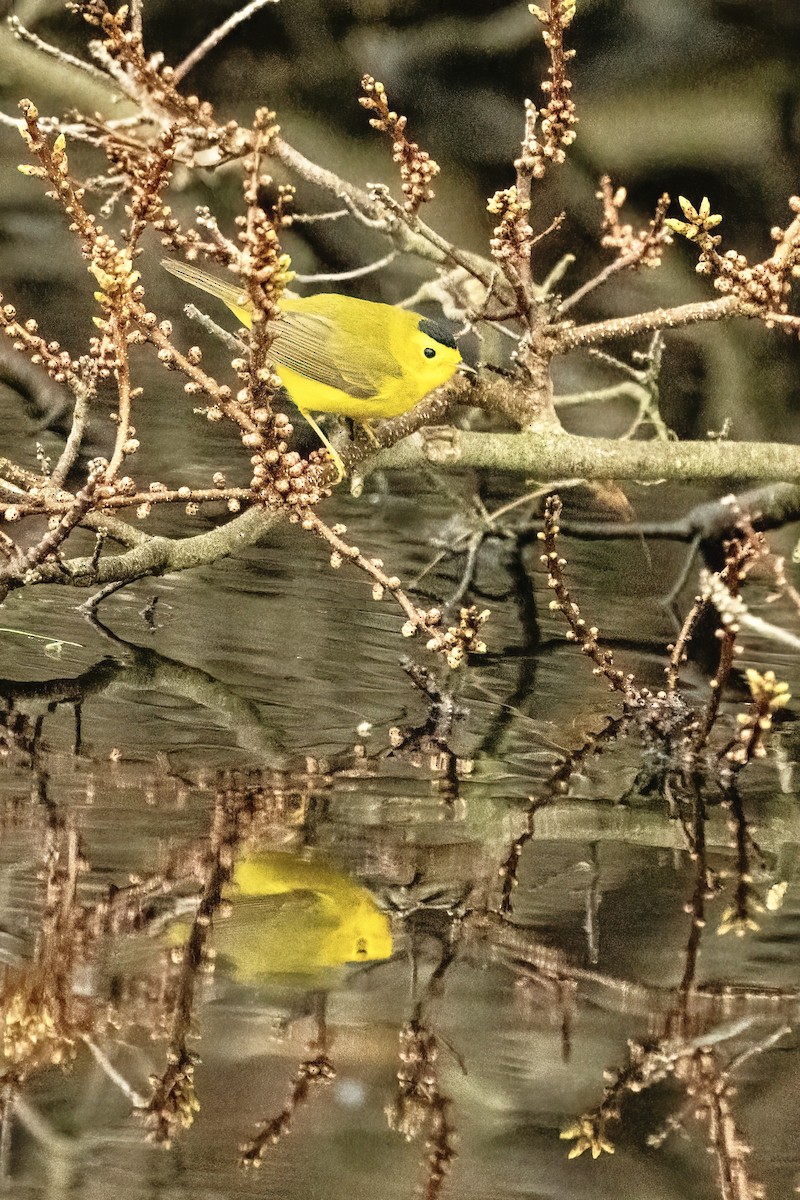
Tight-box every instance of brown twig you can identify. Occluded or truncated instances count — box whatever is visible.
[540,495,644,703]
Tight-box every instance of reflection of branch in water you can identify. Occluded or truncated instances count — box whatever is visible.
[387,660,469,810]
[0,755,338,1153]
[387,934,460,1200]
[691,533,756,754]
[387,1020,456,1200]
[579,776,772,1195]
[0,697,62,832]
[716,784,767,940]
[689,1047,762,1200]
[481,909,800,1040]
[0,680,200,838]
[0,1083,12,1182]
[0,822,100,1156]
[582,843,601,967]
[140,782,244,1145]
[498,713,629,914]
[491,770,793,1199]
[240,993,335,1167]
[81,613,288,765]
[577,1018,789,1200]
[676,775,718,1009]
[474,532,541,762]
[0,614,286,772]
[82,1036,146,1108]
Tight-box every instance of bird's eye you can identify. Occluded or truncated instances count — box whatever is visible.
[424,346,436,359]
[356,938,368,957]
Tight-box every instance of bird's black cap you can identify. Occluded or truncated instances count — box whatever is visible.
[418,316,457,350]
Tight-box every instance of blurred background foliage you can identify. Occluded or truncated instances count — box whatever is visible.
[1,0,800,449]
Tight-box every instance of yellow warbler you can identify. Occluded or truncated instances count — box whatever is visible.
[167,850,393,981]
[162,258,463,481]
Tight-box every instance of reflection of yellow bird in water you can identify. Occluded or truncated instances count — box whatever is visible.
[171,851,393,981]
[162,258,463,482]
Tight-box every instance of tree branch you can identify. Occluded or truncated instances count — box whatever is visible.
[552,296,739,350]
[12,504,280,591]
[367,428,800,483]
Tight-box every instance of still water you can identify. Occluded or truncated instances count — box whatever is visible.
[0,481,798,1200]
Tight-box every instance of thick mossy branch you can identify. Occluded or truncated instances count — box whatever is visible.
[369,429,800,482]
[17,505,281,590]
[6,428,798,598]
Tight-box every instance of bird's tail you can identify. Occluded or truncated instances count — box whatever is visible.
[161,258,252,326]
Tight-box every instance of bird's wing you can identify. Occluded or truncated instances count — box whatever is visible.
[272,309,401,402]
[227,892,338,927]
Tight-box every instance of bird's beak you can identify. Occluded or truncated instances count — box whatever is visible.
[458,363,478,378]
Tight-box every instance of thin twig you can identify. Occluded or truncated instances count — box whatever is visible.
[129,0,143,41]
[667,593,707,694]
[172,0,279,84]
[77,574,146,614]
[293,250,397,284]
[105,320,132,481]
[290,208,349,224]
[51,382,92,489]
[184,303,245,353]
[8,17,109,83]
[555,381,649,409]
[558,252,643,314]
